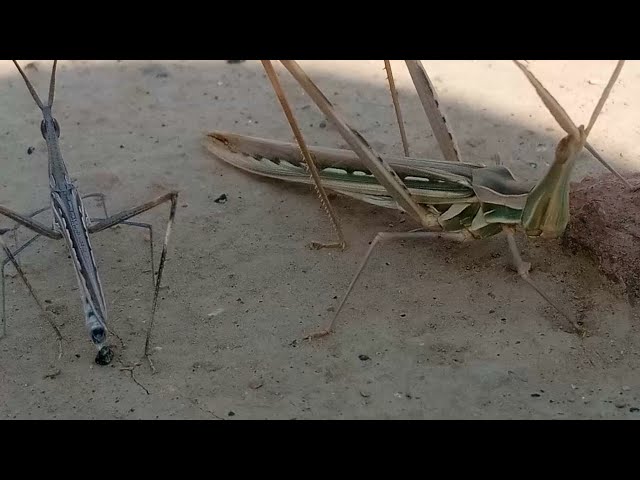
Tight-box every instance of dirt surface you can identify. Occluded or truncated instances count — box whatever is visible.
[2,60,640,419]
[566,172,640,305]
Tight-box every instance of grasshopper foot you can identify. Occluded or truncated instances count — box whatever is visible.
[304,329,331,340]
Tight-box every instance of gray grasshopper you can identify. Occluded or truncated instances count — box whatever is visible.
[1,61,177,370]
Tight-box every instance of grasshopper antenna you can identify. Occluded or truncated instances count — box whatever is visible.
[12,60,58,110]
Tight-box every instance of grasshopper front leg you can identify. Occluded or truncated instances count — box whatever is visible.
[502,226,583,334]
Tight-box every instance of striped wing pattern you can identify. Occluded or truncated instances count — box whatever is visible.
[51,185,108,347]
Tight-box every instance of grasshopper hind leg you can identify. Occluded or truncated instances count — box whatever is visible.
[262,60,346,251]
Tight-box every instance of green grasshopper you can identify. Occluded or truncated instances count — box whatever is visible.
[203,60,627,338]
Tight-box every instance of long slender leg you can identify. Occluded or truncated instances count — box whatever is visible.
[513,60,629,187]
[88,218,155,286]
[1,202,57,339]
[404,60,462,163]
[503,226,583,334]
[1,233,43,337]
[306,229,468,339]
[83,192,155,283]
[89,191,178,373]
[383,60,410,157]
[0,205,62,240]
[3,193,155,288]
[0,205,62,354]
[261,60,346,251]
[278,60,432,228]
[0,235,63,357]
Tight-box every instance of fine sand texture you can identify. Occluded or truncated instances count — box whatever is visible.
[1,60,640,419]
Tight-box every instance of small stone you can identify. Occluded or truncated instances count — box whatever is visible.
[319,121,327,128]
[630,407,639,413]
[360,391,371,398]
[615,401,627,409]
[249,379,263,390]
[228,411,235,417]
[531,393,541,398]
[622,386,631,391]
[358,354,370,361]
[207,308,225,318]
[27,146,35,155]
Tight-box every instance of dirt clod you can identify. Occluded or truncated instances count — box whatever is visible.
[565,172,640,304]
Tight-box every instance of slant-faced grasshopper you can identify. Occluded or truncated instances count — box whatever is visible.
[203,60,628,338]
[0,61,178,370]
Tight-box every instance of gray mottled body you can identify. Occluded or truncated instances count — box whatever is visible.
[41,102,109,349]
[4,60,179,369]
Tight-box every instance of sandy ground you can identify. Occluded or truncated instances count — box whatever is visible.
[1,60,640,419]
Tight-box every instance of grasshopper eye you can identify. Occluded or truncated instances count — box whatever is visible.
[53,118,61,137]
[40,120,47,138]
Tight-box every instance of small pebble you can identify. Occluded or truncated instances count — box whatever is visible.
[622,386,631,391]
[319,121,327,128]
[358,354,370,361]
[249,379,264,390]
[207,308,225,318]
[228,411,235,417]
[27,146,35,155]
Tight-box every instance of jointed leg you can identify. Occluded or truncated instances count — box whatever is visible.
[89,191,178,373]
[261,60,346,251]
[0,235,63,357]
[383,60,411,157]
[0,205,62,240]
[277,60,433,228]
[89,217,155,286]
[503,226,583,334]
[307,229,468,339]
[404,60,462,163]
[2,233,43,337]
[84,192,156,284]
[0,205,63,355]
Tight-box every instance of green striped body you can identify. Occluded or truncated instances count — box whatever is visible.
[204,131,574,240]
